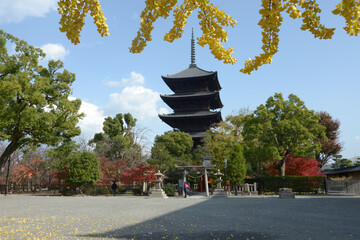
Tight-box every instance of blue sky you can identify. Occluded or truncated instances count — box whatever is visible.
[1,0,359,159]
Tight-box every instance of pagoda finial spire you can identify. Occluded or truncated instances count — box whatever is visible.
[190,28,196,68]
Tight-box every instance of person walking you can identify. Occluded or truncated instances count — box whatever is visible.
[111,181,118,196]
[184,182,190,198]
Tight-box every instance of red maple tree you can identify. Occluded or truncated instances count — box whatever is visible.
[97,156,126,185]
[119,164,156,184]
[268,155,324,176]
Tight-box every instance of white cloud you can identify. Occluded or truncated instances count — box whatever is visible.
[73,99,105,139]
[0,0,57,23]
[40,43,69,61]
[102,71,165,121]
[356,136,360,141]
[108,86,161,121]
[75,72,165,136]
[103,71,145,87]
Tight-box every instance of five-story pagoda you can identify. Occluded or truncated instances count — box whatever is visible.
[159,30,223,145]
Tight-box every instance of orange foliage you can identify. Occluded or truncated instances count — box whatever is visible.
[12,158,44,184]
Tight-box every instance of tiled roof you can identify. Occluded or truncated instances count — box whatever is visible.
[323,165,360,175]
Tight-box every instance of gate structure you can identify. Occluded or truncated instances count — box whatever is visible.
[325,180,360,194]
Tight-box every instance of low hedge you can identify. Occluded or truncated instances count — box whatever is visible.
[163,187,176,196]
[246,176,325,194]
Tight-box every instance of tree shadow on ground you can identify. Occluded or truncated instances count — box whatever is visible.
[79,197,279,240]
[80,197,360,240]
[82,230,276,240]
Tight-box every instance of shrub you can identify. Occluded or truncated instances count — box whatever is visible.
[132,187,142,195]
[98,186,110,195]
[61,187,72,196]
[117,186,126,194]
[163,186,176,196]
[84,186,95,195]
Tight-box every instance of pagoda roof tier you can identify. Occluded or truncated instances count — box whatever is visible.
[162,66,221,94]
[163,66,215,79]
[160,91,223,111]
[188,131,208,139]
[159,110,221,118]
[159,111,222,132]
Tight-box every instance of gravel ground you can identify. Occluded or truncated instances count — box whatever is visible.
[0,194,359,240]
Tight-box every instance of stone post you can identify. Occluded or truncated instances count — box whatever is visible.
[279,188,295,199]
[204,168,209,197]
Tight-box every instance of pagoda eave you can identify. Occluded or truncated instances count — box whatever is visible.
[159,111,222,119]
[161,66,216,79]
[160,91,223,110]
[159,111,222,132]
[162,72,221,93]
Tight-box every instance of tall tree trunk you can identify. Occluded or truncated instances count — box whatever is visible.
[5,156,11,196]
[277,150,290,176]
[279,157,286,176]
[0,137,20,168]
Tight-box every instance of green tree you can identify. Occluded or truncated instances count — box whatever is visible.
[63,151,101,189]
[149,131,194,171]
[355,158,360,166]
[202,108,251,171]
[242,93,326,176]
[46,139,79,170]
[331,155,354,169]
[225,143,247,189]
[89,113,144,166]
[0,30,83,168]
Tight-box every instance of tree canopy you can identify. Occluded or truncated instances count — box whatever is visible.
[201,109,250,171]
[60,151,101,188]
[242,93,326,176]
[225,143,247,185]
[331,154,354,169]
[0,30,83,168]
[149,131,195,171]
[268,155,324,176]
[315,111,342,167]
[89,113,144,166]
[57,0,360,74]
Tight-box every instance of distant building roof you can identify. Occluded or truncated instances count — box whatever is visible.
[323,165,360,175]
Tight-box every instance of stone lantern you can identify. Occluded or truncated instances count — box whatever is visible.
[154,170,164,190]
[214,169,224,190]
[212,169,227,198]
[149,170,168,198]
